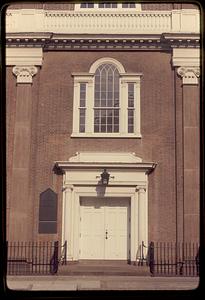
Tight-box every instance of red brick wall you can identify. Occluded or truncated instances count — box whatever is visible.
[15,50,176,242]
[7,48,200,244]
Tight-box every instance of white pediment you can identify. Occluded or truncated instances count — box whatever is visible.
[69,152,142,163]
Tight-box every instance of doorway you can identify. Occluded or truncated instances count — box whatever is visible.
[79,197,131,260]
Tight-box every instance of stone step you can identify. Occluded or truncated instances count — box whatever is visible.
[58,263,151,276]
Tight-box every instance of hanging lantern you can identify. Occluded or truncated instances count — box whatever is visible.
[100,169,110,185]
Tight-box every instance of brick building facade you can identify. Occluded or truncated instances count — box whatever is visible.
[6,2,200,262]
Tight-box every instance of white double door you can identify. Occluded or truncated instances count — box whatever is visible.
[79,197,130,260]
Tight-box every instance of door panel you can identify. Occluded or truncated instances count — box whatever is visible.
[80,200,104,259]
[105,199,129,259]
[80,197,130,260]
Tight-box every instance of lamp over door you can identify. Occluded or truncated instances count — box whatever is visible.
[100,169,110,185]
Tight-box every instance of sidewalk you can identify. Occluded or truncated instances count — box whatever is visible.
[7,275,199,291]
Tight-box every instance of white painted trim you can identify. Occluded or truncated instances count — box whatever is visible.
[62,185,147,261]
[89,57,126,74]
[6,48,43,66]
[86,80,94,134]
[172,48,200,67]
[70,133,142,138]
[72,82,80,135]
[55,151,156,257]
[171,9,200,33]
[68,152,143,163]
[56,162,156,171]
[137,185,147,253]
[120,78,127,134]
[6,9,200,35]
[135,82,141,135]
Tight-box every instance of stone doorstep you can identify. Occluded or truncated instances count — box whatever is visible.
[58,264,151,276]
[7,277,199,291]
[77,281,101,290]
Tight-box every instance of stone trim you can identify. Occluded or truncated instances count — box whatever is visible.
[6,47,43,66]
[6,9,199,35]
[12,65,38,83]
[172,48,200,67]
[136,185,147,192]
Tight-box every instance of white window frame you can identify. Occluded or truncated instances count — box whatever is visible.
[75,3,142,11]
[71,57,142,138]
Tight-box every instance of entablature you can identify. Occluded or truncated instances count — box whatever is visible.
[6,33,200,51]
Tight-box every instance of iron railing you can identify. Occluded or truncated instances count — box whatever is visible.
[148,241,199,277]
[6,241,67,275]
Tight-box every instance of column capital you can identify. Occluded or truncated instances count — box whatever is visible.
[136,185,146,192]
[12,65,38,84]
[67,185,74,192]
[177,66,200,85]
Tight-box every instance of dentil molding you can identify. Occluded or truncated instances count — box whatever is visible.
[177,66,200,85]
[12,66,38,83]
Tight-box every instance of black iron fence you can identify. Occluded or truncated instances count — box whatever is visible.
[6,241,67,275]
[148,241,199,277]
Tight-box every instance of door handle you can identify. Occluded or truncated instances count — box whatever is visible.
[105,230,108,239]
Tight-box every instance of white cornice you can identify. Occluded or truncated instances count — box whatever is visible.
[55,152,157,174]
[55,161,157,172]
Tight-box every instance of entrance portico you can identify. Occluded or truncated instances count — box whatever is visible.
[55,152,156,262]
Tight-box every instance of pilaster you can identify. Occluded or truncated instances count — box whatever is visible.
[173,48,200,243]
[8,64,39,241]
[136,185,147,254]
[62,185,74,260]
[7,46,42,241]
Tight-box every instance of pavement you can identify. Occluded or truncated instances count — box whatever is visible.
[6,275,200,291]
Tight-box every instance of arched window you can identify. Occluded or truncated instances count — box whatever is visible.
[72,58,142,138]
[94,64,120,133]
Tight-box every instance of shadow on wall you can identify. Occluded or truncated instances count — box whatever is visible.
[95,181,106,197]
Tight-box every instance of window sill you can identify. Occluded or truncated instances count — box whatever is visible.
[71,133,142,138]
